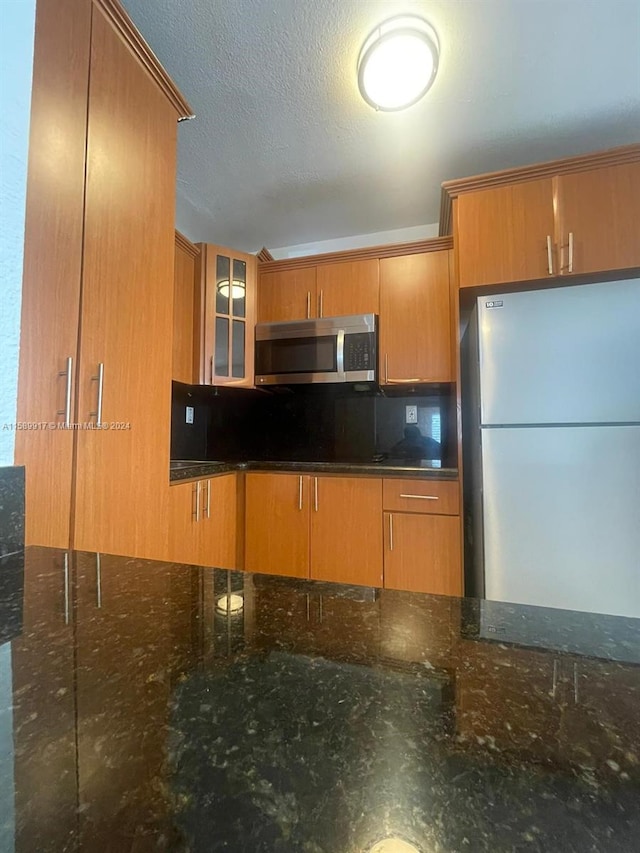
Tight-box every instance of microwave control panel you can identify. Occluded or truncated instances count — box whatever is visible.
[344,333,375,372]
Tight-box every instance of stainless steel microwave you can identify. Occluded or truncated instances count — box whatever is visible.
[255,314,377,385]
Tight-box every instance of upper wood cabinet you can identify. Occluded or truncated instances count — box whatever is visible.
[444,146,640,288]
[196,243,257,387]
[15,0,192,557]
[258,266,317,322]
[173,231,199,384]
[316,259,379,317]
[555,162,640,276]
[380,250,454,384]
[455,179,555,288]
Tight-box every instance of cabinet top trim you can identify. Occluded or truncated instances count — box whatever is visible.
[438,142,640,236]
[94,0,194,120]
[175,230,199,257]
[257,236,454,273]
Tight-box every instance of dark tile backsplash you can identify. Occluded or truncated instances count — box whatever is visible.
[171,382,456,468]
[0,465,25,556]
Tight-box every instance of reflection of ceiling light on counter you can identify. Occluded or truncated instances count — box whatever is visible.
[368,839,421,853]
[215,593,244,615]
[357,15,439,111]
[217,280,246,299]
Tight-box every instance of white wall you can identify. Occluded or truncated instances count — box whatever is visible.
[269,223,440,260]
[0,0,36,467]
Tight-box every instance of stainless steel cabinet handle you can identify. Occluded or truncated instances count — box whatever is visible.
[57,356,73,426]
[399,494,438,501]
[306,292,311,319]
[63,551,70,625]
[195,481,201,523]
[206,479,211,519]
[96,552,102,609]
[314,477,318,512]
[89,362,104,425]
[318,290,323,318]
[385,353,389,383]
[568,232,574,273]
[389,514,394,551]
[336,329,345,376]
[546,235,554,275]
[298,475,303,510]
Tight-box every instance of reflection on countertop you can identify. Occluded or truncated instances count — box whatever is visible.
[170,458,459,483]
[3,547,639,852]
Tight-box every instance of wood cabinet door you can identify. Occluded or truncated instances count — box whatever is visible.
[380,251,453,383]
[14,0,92,548]
[316,259,379,317]
[167,480,202,565]
[199,474,238,569]
[73,5,176,559]
[456,179,555,287]
[383,512,462,595]
[555,162,640,276]
[199,243,257,387]
[173,232,199,384]
[310,476,383,587]
[258,267,317,322]
[245,473,310,577]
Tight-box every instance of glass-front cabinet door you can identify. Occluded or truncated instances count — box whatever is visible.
[198,243,257,387]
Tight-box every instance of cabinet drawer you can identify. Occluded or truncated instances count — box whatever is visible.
[383,479,459,515]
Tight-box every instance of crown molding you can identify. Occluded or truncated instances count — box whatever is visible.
[258,236,453,273]
[175,230,199,258]
[439,142,640,235]
[257,247,274,262]
[94,0,194,120]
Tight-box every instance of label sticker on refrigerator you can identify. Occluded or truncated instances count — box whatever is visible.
[485,300,504,309]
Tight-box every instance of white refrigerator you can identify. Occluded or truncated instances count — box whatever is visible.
[464,278,640,619]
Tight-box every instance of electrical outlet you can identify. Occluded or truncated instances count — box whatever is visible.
[405,405,418,424]
[185,406,194,425]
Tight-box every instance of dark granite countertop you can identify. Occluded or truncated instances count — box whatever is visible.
[2,546,639,852]
[170,459,459,483]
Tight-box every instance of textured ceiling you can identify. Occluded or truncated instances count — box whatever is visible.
[123,0,640,252]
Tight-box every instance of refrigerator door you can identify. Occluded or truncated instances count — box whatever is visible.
[482,425,640,618]
[478,278,640,425]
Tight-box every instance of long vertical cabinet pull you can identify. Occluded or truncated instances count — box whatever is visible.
[306,292,311,319]
[195,481,201,523]
[318,291,323,318]
[546,236,554,275]
[57,356,74,426]
[298,476,303,510]
[388,514,394,551]
[205,479,211,519]
[568,232,574,273]
[314,477,319,512]
[89,362,105,425]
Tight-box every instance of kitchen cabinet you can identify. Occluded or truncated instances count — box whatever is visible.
[245,473,383,586]
[382,478,462,595]
[196,243,257,387]
[555,162,640,276]
[316,259,380,317]
[380,250,454,384]
[245,473,310,578]
[168,474,237,569]
[15,0,192,558]
[258,266,317,322]
[455,178,555,288]
[173,231,200,384]
[449,148,640,289]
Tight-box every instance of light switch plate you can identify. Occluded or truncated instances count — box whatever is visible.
[405,405,418,424]
[185,406,194,424]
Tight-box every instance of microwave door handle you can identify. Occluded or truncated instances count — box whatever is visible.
[336,329,346,377]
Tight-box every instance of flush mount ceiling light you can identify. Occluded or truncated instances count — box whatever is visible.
[357,15,439,111]
[217,280,246,299]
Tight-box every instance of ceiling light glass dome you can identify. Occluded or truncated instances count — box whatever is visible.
[357,16,440,111]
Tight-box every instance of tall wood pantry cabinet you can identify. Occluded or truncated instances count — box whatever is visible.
[15,0,193,558]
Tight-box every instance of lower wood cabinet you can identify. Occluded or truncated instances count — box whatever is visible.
[245,473,383,586]
[382,477,462,596]
[167,474,237,568]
